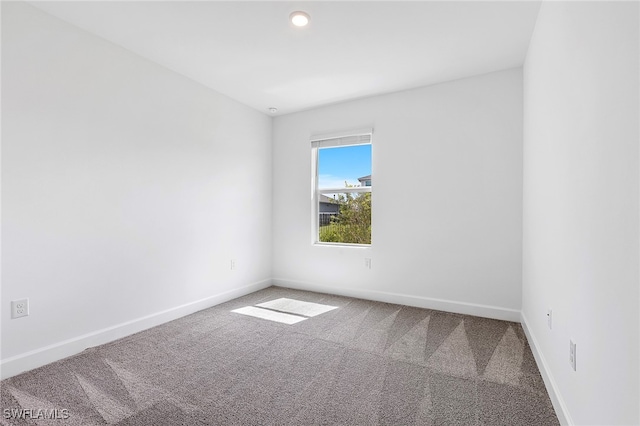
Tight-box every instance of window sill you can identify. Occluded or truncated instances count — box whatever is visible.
[313,242,371,248]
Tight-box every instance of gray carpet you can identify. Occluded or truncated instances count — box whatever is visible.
[0,286,559,425]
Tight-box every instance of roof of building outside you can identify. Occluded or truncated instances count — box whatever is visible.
[319,194,338,204]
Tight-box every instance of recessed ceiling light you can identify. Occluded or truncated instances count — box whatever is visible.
[290,11,310,27]
[268,107,278,114]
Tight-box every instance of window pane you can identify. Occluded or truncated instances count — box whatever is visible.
[316,143,371,245]
[318,191,371,245]
[318,144,372,189]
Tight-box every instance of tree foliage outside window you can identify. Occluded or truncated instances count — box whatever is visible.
[319,190,371,244]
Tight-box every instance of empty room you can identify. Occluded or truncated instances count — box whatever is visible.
[1,1,638,425]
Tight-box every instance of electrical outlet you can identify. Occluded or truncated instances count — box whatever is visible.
[547,309,553,329]
[11,299,29,319]
[230,259,236,270]
[364,258,372,269]
[569,340,576,371]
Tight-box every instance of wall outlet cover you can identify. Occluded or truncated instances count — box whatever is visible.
[11,299,29,319]
[569,340,576,371]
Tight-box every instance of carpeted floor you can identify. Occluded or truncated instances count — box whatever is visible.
[1,286,559,425]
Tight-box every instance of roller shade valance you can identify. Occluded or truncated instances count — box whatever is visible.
[311,129,372,148]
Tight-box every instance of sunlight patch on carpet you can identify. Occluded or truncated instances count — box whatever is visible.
[256,298,338,317]
[231,306,307,324]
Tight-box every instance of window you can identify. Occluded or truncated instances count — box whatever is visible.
[311,130,372,245]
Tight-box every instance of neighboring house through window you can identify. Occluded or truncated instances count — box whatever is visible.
[358,175,372,187]
[318,194,340,226]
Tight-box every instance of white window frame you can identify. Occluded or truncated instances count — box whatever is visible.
[311,129,373,246]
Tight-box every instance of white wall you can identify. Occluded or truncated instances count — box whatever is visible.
[1,2,272,377]
[272,69,523,320]
[522,2,639,425]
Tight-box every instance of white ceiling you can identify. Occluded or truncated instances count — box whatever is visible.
[29,1,541,116]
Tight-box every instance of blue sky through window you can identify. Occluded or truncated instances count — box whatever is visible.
[318,144,372,189]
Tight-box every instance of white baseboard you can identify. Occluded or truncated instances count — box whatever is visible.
[520,312,573,426]
[0,279,272,380]
[272,278,521,322]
